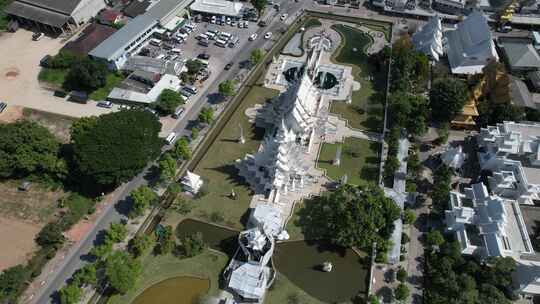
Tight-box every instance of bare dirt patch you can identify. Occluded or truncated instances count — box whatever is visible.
[0,180,63,224]
[4,67,20,80]
[0,216,41,271]
[22,108,75,143]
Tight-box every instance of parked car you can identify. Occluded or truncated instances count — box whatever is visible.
[231,20,237,26]
[264,32,272,39]
[32,32,44,41]
[198,53,210,60]
[225,62,233,70]
[249,33,258,41]
[172,107,185,119]
[258,20,267,27]
[280,14,288,21]
[97,101,113,108]
[0,102,6,114]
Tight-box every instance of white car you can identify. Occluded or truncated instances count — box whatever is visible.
[264,32,272,39]
[249,33,258,41]
[280,14,288,21]
[226,17,231,25]
[210,16,217,24]
[32,32,44,41]
[231,20,237,26]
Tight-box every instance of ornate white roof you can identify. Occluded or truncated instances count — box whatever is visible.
[412,16,444,61]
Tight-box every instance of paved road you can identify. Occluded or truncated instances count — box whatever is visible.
[31,1,305,303]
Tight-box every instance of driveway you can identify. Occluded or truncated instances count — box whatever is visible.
[0,30,114,118]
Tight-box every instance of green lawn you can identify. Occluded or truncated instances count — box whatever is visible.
[107,250,228,304]
[89,73,124,101]
[317,137,380,186]
[37,68,68,88]
[186,85,279,230]
[330,24,385,133]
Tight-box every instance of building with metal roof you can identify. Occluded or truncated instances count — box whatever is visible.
[4,0,106,34]
[189,0,244,17]
[444,10,499,75]
[498,37,540,73]
[89,0,191,70]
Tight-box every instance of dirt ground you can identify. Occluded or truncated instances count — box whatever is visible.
[0,30,114,118]
[0,180,63,224]
[22,108,75,143]
[0,216,41,271]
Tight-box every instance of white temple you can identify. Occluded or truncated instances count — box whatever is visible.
[225,204,281,302]
[180,171,203,195]
[412,15,444,61]
[445,183,534,259]
[444,10,499,74]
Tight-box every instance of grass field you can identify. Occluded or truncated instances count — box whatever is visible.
[107,250,228,304]
[330,24,385,133]
[37,68,68,88]
[317,137,380,186]
[266,272,325,304]
[89,73,124,101]
[22,108,75,143]
[185,85,279,229]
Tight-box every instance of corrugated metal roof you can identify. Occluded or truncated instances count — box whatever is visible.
[5,1,70,27]
[8,0,81,15]
[89,0,190,61]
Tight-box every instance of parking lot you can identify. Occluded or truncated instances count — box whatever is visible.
[0,30,116,118]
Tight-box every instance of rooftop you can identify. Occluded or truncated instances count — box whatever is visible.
[189,0,244,17]
[499,38,540,70]
[62,23,117,56]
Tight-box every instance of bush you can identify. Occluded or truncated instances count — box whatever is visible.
[36,222,65,249]
[401,233,410,244]
[396,267,407,282]
[210,211,225,223]
[64,57,108,92]
[180,232,205,257]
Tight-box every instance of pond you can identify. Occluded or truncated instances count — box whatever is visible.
[175,218,238,256]
[174,219,369,303]
[132,276,209,304]
[274,241,369,303]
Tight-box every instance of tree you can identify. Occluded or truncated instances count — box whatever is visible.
[73,264,97,287]
[155,225,175,255]
[401,232,410,244]
[407,151,421,179]
[429,78,468,123]
[156,89,184,115]
[105,251,141,294]
[426,230,445,249]
[198,107,214,124]
[49,50,79,69]
[90,241,113,259]
[388,92,428,135]
[394,283,410,302]
[171,196,192,215]
[402,209,416,225]
[478,284,510,304]
[58,283,82,304]
[250,49,264,65]
[129,234,155,257]
[296,183,400,249]
[368,295,380,304]
[191,127,199,140]
[219,80,236,97]
[396,267,407,282]
[105,223,128,244]
[0,265,29,301]
[130,186,158,217]
[251,0,267,15]
[159,153,177,182]
[173,137,192,160]
[0,121,63,179]
[71,110,162,188]
[36,222,65,249]
[186,59,203,75]
[180,232,206,257]
[384,156,400,181]
[64,57,108,92]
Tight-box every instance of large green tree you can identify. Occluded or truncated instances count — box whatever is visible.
[156,89,184,115]
[105,251,141,294]
[36,222,65,249]
[0,121,64,179]
[388,92,428,136]
[71,110,162,187]
[251,0,267,15]
[429,78,469,123]
[250,49,264,65]
[105,223,127,243]
[159,153,177,182]
[186,59,204,75]
[64,57,108,92]
[218,80,236,97]
[173,137,192,160]
[129,185,158,217]
[0,265,28,302]
[73,264,97,287]
[296,183,400,249]
[58,283,81,304]
[198,107,214,124]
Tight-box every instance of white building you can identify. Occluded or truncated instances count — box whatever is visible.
[89,0,191,70]
[189,0,244,18]
[181,171,204,194]
[412,16,444,61]
[444,10,499,75]
[446,183,534,259]
[441,145,466,169]
[477,121,540,205]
